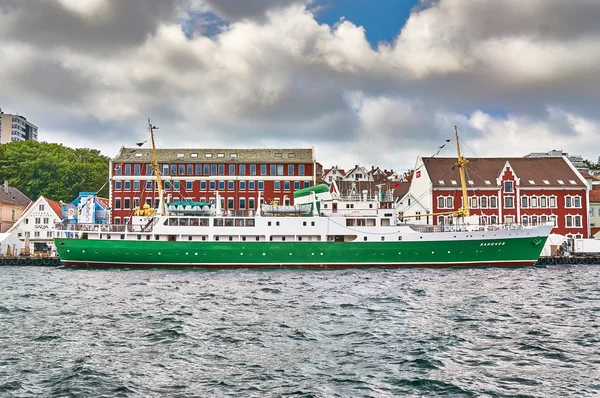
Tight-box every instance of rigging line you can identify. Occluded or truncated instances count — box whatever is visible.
[459,135,480,159]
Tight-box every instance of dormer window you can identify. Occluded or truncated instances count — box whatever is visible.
[190,153,198,158]
[528,180,535,184]
[217,153,224,158]
[177,153,184,158]
[484,180,491,185]
[135,153,142,157]
[543,180,550,185]
[569,180,577,185]
[205,153,213,158]
[468,180,474,185]
[288,153,296,158]
[557,180,564,185]
[450,180,457,185]
[504,181,514,193]
[439,180,445,185]
[275,153,282,158]
[230,153,237,158]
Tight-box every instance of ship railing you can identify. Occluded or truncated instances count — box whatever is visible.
[55,223,140,234]
[407,222,550,233]
[337,193,393,202]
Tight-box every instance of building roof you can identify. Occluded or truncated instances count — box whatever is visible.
[21,196,63,218]
[0,183,31,207]
[112,147,314,164]
[393,181,411,198]
[590,186,600,203]
[422,157,586,188]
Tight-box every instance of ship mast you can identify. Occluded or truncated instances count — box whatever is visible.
[148,119,166,216]
[454,125,470,218]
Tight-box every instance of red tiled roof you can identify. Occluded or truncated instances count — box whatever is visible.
[590,186,600,202]
[46,199,63,218]
[423,157,585,188]
[591,227,600,237]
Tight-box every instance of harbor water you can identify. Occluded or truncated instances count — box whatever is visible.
[1,265,599,397]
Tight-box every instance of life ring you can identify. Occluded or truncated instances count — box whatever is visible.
[547,257,555,265]
[42,259,52,266]
[10,258,20,265]
[540,257,547,265]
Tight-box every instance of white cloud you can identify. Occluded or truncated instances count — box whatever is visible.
[0,0,599,171]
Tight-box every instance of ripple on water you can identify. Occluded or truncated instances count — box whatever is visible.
[0,265,599,396]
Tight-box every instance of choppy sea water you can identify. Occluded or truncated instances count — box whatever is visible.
[1,265,599,397]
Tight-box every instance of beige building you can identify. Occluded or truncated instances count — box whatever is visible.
[0,181,31,233]
[0,109,39,144]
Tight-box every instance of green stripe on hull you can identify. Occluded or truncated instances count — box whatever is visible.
[54,235,548,268]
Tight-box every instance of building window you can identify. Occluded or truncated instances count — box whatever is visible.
[284,181,290,191]
[228,181,234,190]
[173,181,180,190]
[164,181,171,189]
[171,165,177,175]
[504,197,514,208]
[239,198,246,209]
[491,215,498,224]
[277,164,284,176]
[115,198,121,209]
[229,164,235,175]
[504,181,514,193]
[490,196,498,208]
[415,211,421,221]
[200,181,207,190]
[146,181,153,190]
[125,164,131,175]
[248,181,255,190]
[239,164,246,175]
[522,216,529,226]
[204,164,210,175]
[218,164,225,175]
[228,198,234,209]
[188,164,193,175]
[445,197,453,208]
[162,165,169,176]
[521,196,528,208]
[299,165,305,176]
[530,196,537,208]
[249,197,255,209]
[304,182,310,188]
[288,165,294,175]
[258,181,264,190]
[549,196,556,208]
[218,181,225,190]
[124,198,131,209]
[196,164,202,175]
[505,215,515,224]
[274,181,281,190]
[437,197,445,209]
[294,181,300,190]
[470,197,478,208]
[260,164,267,175]
[540,196,547,208]
[134,164,141,175]
[133,181,140,191]
[565,196,572,208]
[239,181,246,190]
[186,181,193,190]
[270,164,276,175]
[209,181,216,190]
[574,196,581,208]
[211,164,217,175]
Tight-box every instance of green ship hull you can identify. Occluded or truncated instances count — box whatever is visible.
[54,234,548,269]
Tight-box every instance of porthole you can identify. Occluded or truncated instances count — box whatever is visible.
[364,237,367,241]
[222,252,225,255]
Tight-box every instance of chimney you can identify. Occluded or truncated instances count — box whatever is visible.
[4,180,8,194]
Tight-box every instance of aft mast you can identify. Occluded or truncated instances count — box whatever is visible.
[148,119,166,216]
[453,125,470,218]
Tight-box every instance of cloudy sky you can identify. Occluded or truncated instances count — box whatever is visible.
[1,0,599,171]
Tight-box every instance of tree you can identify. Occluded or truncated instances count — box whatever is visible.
[0,141,110,201]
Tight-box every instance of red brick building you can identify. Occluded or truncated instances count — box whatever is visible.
[110,148,316,224]
[403,157,590,238]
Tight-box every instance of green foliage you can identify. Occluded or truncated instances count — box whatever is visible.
[0,141,110,201]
